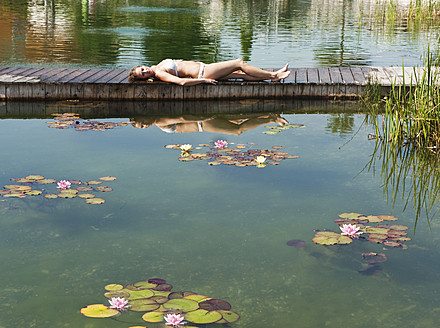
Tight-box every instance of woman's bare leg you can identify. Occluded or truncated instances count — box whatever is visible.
[203,59,290,81]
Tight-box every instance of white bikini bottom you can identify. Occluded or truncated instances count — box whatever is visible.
[198,62,205,78]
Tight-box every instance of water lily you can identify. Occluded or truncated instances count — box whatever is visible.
[256,156,266,164]
[180,144,192,152]
[56,180,71,190]
[164,313,185,327]
[108,297,129,312]
[340,223,363,239]
[214,139,228,149]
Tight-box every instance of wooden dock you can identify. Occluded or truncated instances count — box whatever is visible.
[0,66,424,101]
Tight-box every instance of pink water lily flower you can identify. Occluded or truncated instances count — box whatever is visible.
[108,297,129,312]
[340,223,363,239]
[56,180,71,190]
[214,139,228,149]
[164,313,185,327]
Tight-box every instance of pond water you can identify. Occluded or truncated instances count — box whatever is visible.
[1,100,440,328]
[1,1,440,327]
[0,0,439,68]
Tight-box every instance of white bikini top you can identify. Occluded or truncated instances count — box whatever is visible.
[161,59,178,75]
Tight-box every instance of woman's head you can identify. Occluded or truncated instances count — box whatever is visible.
[128,65,155,82]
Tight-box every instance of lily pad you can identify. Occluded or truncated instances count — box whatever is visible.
[153,283,173,291]
[105,284,123,291]
[80,304,119,318]
[126,288,154,300]
[24,190,42,196]
[185,309,222,324]
[199,299,231,311]
[216,310,240,324]
[134,281,158,289]
[142,311,165,323]
[129,299,160,312]
[44,194,58,199]
[365,215,383,223]
[183,294,211,302]
[378,215,398,221]
[78,193,95,199]
[338,212,363,220]
[25,175,44,180]
[312,231,352,245]
[163,298,199,312]
[85,198,105,205]
[100,176,117,181]
[389,225,409,231]
[104,290,130,299]
[148,278,166,285]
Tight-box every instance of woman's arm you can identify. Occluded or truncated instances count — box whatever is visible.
[155,70,217,86]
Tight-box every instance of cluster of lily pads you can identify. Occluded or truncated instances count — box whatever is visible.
[81,278,240,327]
[1,175,117,205]
[46,112,132,131]
[263,123,305,135]
[165,142,299,168]
[312,212,410,248]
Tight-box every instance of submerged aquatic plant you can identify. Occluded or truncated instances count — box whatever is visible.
[340,223,363,239]
[164,313,186,327]
[108,297,129,312]
[214,139,228,149]
[56,180,71,190]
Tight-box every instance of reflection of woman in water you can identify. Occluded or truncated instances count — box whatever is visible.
[129,58,290,85]
[132,113,288,135]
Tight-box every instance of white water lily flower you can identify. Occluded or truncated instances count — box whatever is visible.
[180,144,193,152]
[256,156,266,164]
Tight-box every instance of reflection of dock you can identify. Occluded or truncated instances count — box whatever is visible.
[0,66,423,101]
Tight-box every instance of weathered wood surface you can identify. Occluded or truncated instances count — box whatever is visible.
[0,66,425,101]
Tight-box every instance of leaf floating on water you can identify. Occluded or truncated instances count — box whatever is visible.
[216,310,240,324]
[85,198,105,205]
[104,284,124,291]
[377,215,398,221]
[185,309,222,324]
[163,298,199,312]
[100,176,117,181]
[142,311,165,323]
[80,304,119,318]
[312,231,352,245]
[25,175,45,181]
[44,194,58,199]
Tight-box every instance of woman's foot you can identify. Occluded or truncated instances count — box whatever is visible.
[271,64,290,81]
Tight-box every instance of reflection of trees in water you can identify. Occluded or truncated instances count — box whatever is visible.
[366,138,440,229]
[325,113,355,136]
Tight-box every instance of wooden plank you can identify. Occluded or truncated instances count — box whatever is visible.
[57,68,90,83]
[82,69,115,83]
[47,69,77,82]
[383,67,402,85]
[283,69,295,83]
[329,67,343,84]
[350,67,367,85]
[12,68,45,82]
[367,67,392,86]
[295,68,307,83]
[340,67,355,84]
[307,68,319,84]
[68,69,101,83]
[107,69,130,83]
[93,69,125,83]
[318,68,331,83]
[39,68,69,82]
